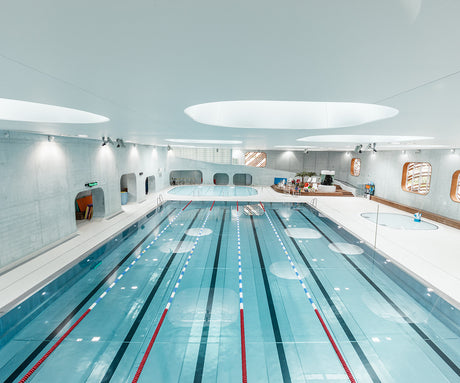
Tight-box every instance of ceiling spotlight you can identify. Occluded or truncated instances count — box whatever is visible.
[372,143,377,153]
[48,135,55,142]
[304,149,309,154]
[167,145,171,151]
[101,136,114,146]
[355,144,363,153]
[116,138,125,148]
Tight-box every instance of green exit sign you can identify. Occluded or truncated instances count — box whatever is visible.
[85,182,98,187]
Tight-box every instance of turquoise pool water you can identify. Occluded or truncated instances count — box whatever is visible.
[0,201,458,382]
[168,185,258,196]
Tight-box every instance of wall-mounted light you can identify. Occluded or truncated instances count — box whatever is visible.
[48,135,55,142]
[355,144,363,153]
[450,148,456,153]
[116,138,125,148]
[167,145,171,151]
[345,151,350,156]
[371,142,377,153]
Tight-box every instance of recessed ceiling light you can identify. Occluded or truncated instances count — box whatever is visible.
[297,135,432,143]
[165,139,242,144]
[185,101,398,129]
[0,98,109,123]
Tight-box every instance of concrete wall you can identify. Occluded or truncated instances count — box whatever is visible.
[0,132,169,269]
[325,150,460,220]
[167,153,295,186]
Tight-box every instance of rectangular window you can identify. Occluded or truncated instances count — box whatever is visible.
[450,170,460,202]
[245,152,267,167]
[350,158,361,176]
[401,162,432,195]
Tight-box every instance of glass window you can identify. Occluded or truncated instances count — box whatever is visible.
[401,162,432,195]
[450,170,460,202]
[245,152,267,167]
[350,158,361,176]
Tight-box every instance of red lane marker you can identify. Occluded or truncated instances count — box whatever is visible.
[182,200,192,211]
[132,308,169,383]
[19,308,92,383]
[210,201,215,211]
[259,202,265,211]
[240,309,248,383]
[314,309,356,383]
[237,201,239,211]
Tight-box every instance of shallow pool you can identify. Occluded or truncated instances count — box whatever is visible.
[361,212,438,230]
[168,185,258,196]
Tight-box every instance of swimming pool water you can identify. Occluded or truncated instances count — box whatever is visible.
[168,185,258,196]
[0,201,459,382]
[361,212,439,230]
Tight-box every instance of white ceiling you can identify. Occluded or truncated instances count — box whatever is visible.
[1,0,460,150]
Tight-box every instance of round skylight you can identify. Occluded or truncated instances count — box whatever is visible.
[297,135,432,143]
[0,98,109,123]
[184,101,398,129]
[165,139,242,144]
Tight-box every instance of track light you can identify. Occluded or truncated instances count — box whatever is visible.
[355,144,362,154]
[116,138,125,148]
[48,135,55,142]
[101,136,114,146]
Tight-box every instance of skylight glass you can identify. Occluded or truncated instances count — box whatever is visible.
[0,98,109,123]
[185,101,398,129]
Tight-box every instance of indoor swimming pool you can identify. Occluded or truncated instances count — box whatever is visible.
[0,201,459,383]
[168,185,258,197]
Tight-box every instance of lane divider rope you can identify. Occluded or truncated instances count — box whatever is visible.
[18,201,192,383]
[236,202,248,383]
[262,204,356,383]
[132,201,215,383]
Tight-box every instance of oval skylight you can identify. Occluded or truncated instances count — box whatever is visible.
[165,139,242,144]
[0,98,109,123]
[297,135,432,143]
[184,101,398,129]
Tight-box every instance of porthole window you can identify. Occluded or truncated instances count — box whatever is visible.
[350,158,361,176]
[245,152,267,167]
[450,170,460,202]
[401,162,432,195]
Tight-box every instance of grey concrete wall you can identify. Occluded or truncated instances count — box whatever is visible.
[326,150,460,220]
[0,132,169,269]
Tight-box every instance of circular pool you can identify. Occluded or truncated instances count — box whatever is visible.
[168,185,258,197]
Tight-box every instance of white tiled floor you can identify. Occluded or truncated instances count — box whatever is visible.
[1,186,459,315]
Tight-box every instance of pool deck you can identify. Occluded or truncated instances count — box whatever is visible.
[1,185,459,316]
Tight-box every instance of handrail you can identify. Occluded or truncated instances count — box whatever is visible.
[311,197,318,207]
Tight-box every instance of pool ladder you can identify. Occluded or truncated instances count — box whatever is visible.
[157,193,164,207]
[310,197,318,207]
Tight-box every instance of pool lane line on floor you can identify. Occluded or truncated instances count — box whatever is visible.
[132,202,215,383]
[261,205,356,383]
[298,206,460,378]
[236,203,248,383]
[272,209,381,383]
[249,215,292,383]
[193,208,226,383]
[101,207,202,382]
[17,202,191,383]
[5,204,176,383]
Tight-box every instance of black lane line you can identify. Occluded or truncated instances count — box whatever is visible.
[272,210,381,383]
[5,207,175,383]
[297,207,460,378]
[250,215,292,383]
[101,208,201,382]
[193,209,227,383]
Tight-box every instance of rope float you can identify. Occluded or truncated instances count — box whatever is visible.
[18,201,191,383]
[132,201,215,382]
[262,204,356,383]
